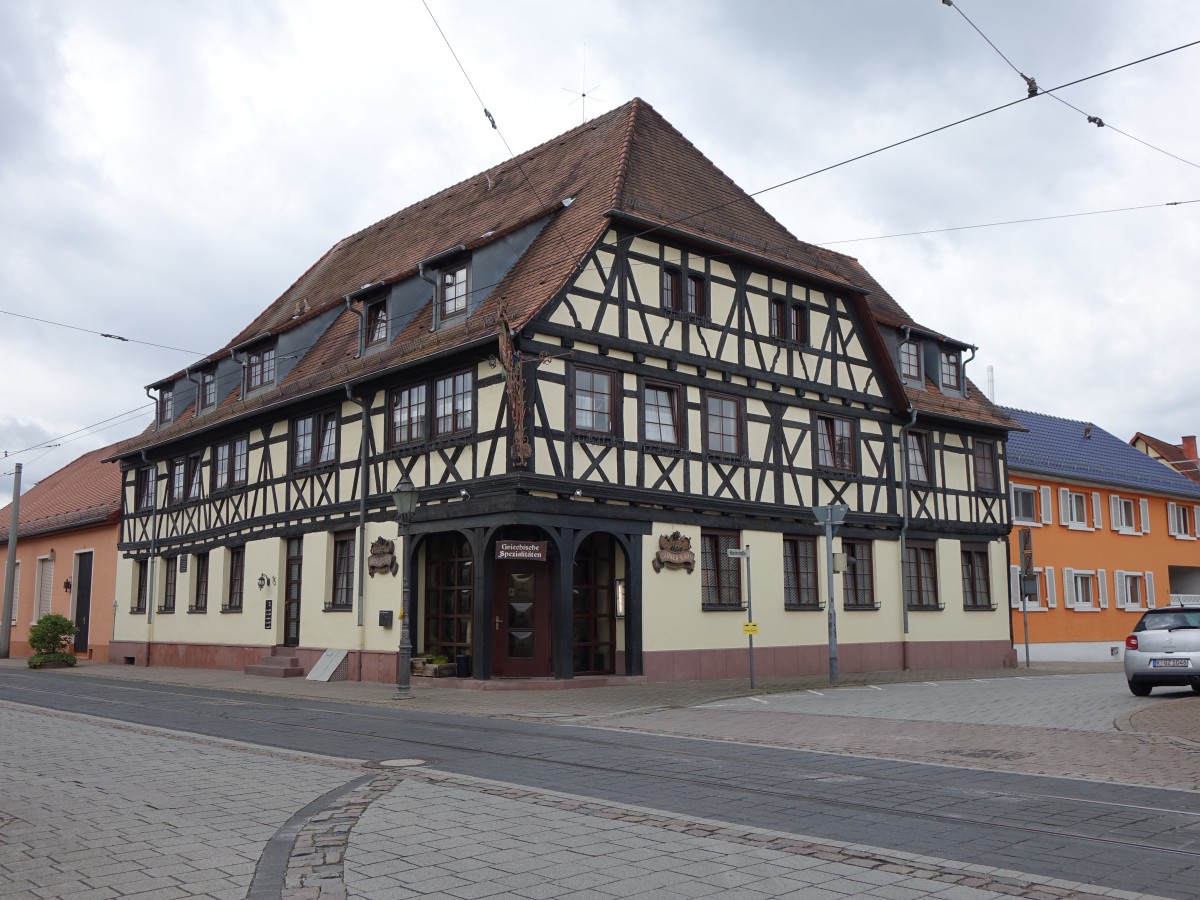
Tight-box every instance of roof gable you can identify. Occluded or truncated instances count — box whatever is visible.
[0,443,124,542]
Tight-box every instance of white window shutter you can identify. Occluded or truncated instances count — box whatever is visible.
[1009,565,1021,608]
[1059,488,1070,524]
[1192,506,1200,537]
[1040,486,1053,524]
[1139,498,1150,533]
[1114,570,1127,608]
[1109,495,1121,531]
[1063,567,1075,608]
[1091,492,1102,530]
[1045,566,1056,607]
[1145,571,1156,607]
[1097,569,1108,608]
[1168,502,1179,536]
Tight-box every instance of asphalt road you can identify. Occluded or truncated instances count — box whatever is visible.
[2,666,1198,899]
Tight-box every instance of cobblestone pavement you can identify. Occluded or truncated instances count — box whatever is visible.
[0,701,1172,900]
[4,659,1199,898]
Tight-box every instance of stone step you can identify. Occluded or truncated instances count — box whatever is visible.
[244,655,305,677]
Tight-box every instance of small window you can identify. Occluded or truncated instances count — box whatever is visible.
[1113,496,1137,532]
[705,393,741,456]
[192,552,209,613]
[133,560,148,613]
[169,458,186,504]
[643,384,679,446]
[1119,572,1145,610]
[903,541,940,610]
[974,440,998,492]
[441,266,468,319]
[906,431,930,483]
[135,467,156,511]
[213,436,249,491]
[842,540,876,609]
[225,547,245,612]
[940,351,960,390]
[366,299,388,346]
[247,346,276,391]
[200,371,217,410]
[701,531,742,610]
[770,298,806,343]
[685,274,706,317]
[186,453,203,501]
[158,388,174,424]
[661,268,681,311]
[1012,485,1037,523]
[435,371,474,436]
[816,415,855,472]
[160,557,178,613]
[1063,490,1089,528]
[1168,502,1195,539]
[575,368,613,434]
[961,544,992,609]
[329,533,355,610]
[783,536,819,610]
[390,384,427,446]
[899,341,920,380]
[1071,571,1095,608]
[293,410,338,470]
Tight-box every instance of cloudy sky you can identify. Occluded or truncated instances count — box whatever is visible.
[3,0,1199,505]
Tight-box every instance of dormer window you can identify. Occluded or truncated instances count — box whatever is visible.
[899,341,920,380]
[366,299,388,346]
[199,370,217,410]
[441,266,468,319]
[247,345,276,391]
[940,350,960,390]
[158,388,174,424]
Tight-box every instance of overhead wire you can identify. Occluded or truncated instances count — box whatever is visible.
[0,309,207,356]
[943,0,1200,171]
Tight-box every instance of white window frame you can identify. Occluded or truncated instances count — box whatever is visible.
[1114,570,1155,611]
[1109,495,1138,535]
[34,555,54,622]
[1167,502,1199,540]
[1008,564,1054,610]
[1059,489,1093,530]
[1063,567,1107,611]
[1011,484,1039,525]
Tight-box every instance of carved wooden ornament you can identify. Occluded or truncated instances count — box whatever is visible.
[367,536,398,578]
[652,531,695,574]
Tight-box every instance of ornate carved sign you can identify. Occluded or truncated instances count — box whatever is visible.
[652,531,695,573]
[367,537,398,578]
[496,540,548,561]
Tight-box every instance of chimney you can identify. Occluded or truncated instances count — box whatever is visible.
[1182,435,1198,460]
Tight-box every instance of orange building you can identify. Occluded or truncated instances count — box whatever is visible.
[0,444,124,659]
[1003,409,1200,662]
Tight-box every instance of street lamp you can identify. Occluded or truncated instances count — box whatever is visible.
[812,503,849,686]
[391,476,418,700]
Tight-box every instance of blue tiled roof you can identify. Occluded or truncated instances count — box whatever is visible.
[1002,407,1200,499]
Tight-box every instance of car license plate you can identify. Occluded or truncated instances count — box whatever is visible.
[1150,658,1190,668]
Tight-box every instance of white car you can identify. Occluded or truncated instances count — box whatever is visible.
[1123,605,1200,696]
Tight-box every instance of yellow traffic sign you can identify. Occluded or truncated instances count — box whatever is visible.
[742,622,759,635]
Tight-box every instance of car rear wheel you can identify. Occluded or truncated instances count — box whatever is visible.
[1192,682,1200,694]
[1128,681,1152,697]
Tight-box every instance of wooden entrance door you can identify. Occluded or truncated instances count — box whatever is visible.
[73,552,93,654]
[492,560,551,677]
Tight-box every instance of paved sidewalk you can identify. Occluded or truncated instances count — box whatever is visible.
[0,701,1170,900]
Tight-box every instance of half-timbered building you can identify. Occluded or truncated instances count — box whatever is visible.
[109,98,1018,682]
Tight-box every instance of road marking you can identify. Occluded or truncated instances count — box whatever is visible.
[867,685,883,691]
[924,681,940,686]
[807,689,824,696]
[748,697,768,704]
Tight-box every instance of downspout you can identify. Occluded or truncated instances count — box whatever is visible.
[140,450,159,666]
[230,349,248,399]
[898,405,918,670]
[961,344,978,394]
[146,386,159,430]
[345,384,370,681]
[343,281,382,360]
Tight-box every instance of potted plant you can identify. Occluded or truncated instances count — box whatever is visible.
[27,613,79,669]
[413,654,457,677]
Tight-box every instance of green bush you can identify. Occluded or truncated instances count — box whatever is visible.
[28,651,77,669]
[29,613,77,653]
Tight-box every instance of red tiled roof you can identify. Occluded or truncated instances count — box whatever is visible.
[116,98,1014,459]
[1131,432,1200,483]
[0,443,124,542]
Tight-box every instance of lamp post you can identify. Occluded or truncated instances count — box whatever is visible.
[812,503,849,686]
[391,476,418,700]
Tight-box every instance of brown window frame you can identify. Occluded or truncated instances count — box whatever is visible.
[441,265,468,319]
[389,383,427,447]
[247,346,276,391]
[974,439,998,492]
[574,367,614,435]
[903,540,942,610]
[365,298,388,346]
[899,341,920,380]
[292,409,339,471]
[434,370,474,437]
[961,544,993,610]
[132,559,148,613]
[159,556,178,614]
[783,536,820,610]
[328,533,355,611]
[191,551,209,613]
[816,414,856,472]
[940,350,960,390]
[158,388,173,424]
[211,435,248,492]
[224,547,245,612]
[907,431,931,484]
[186,452,204,501]
[842,540,877,610]
[704,392,742,456]
[169,457,186,505]
[770,297,806,344]
[200,370,217,410]
[701,530,743,610]
[643,382,681,447]
[135,467,156,511]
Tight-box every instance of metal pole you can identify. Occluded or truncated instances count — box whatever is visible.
[825,518,839,686]
[744,544,755,689]
[394,525,413,700]
[1,464,22,659]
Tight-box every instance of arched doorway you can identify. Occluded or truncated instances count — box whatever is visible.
[572,533,617,675]
[423,532,474,663]
[491,527,553,677]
